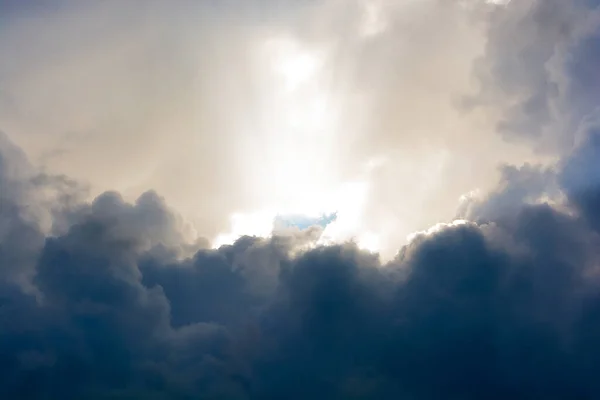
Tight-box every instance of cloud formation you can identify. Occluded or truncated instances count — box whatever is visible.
[3,131,600,398]
[1,0,600,398]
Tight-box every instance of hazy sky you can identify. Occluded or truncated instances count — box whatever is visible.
[2,0,600,398]
[0,0,557,257]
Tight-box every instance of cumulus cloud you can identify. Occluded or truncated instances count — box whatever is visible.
[1,0,600,398]
[3,134,600,397]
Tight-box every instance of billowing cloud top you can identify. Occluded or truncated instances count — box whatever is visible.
[2,0,600,398]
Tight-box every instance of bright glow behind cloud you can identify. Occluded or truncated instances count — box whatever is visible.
[213,34,380,250]
[268,37,322,91]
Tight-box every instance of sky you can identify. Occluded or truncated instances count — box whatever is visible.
[1,0,600,398]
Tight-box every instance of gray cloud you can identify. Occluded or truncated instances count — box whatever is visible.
[468,0,600,151]
[458,163,560,222]
[1,118,600,398]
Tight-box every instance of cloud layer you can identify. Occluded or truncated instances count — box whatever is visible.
[3,128,600,398]
[2,0,600,398]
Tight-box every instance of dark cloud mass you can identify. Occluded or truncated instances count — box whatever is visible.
[2,0,600,399]
[3,139,600,399]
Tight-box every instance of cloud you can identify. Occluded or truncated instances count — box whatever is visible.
[458,163,560,222]
[2,128,600,398]
[467,0,600,151]
[560,126,600,232]
[1,0,600,398]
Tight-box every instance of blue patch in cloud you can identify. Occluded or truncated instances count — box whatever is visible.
[274,212,338,231]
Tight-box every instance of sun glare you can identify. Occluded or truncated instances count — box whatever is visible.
[357,232,381,253]
[267,37,321,91]
[212,35,381,253]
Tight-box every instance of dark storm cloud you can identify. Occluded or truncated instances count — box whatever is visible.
[3,126,600,399]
